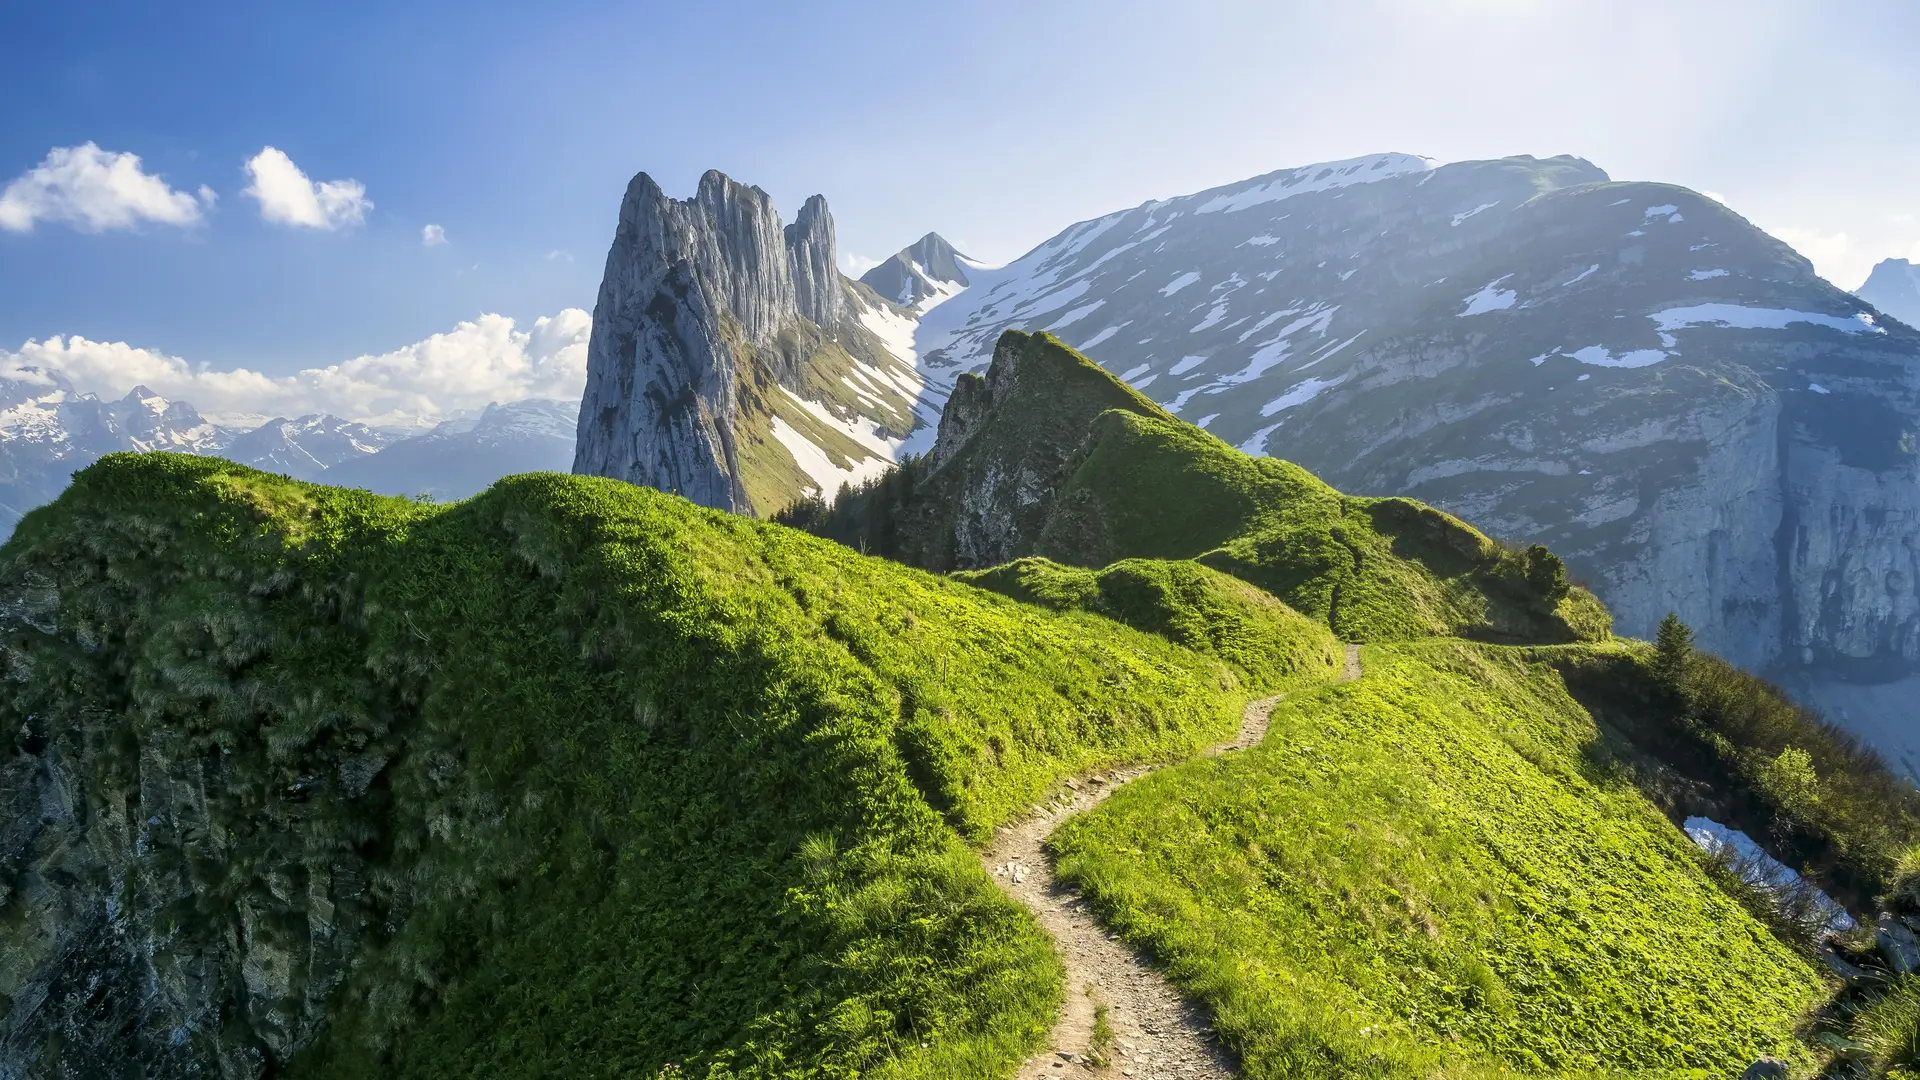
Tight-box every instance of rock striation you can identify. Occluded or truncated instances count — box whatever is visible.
[571,170,929,515]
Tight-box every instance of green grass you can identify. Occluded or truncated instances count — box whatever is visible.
[0,453,1264,1079]
[1553,643,1920,910]
[1050,640,1828,1079]
[951,556,1343,691]
[789,330,1610,647]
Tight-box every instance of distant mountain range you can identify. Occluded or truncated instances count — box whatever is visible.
[0,368,574,532]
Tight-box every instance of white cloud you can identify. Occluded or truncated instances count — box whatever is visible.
[0,143,210,233]
[543,249,572,263]
[421,223,447,246]
[0,309,592,429]
[243,146,371,230]
[1768,226,1872,289]
[843,252,882,275]
[1702,191,1727,204]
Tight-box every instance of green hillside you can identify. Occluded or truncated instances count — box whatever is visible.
[0,454,1273,1078]
[5,334,1917,1078]
[784,330,1611,645]
[1053,641,1828,1077]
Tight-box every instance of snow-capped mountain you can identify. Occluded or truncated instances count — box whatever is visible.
[218,414,396,481]
[1859,258,1920,329]
[857,232,983,312]
[0,374,232,531]
[326,398,577,501]
[860,153,1920,769]
[0,366,582,534]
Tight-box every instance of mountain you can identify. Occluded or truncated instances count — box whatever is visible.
[570,170,932,515]
[325,397,576,500]
[857,231,981,311]
[0,374,231,532]
[4,338,1916,1076]
[216,413,395,480]
[861,153,1920,769]
[1860,257,1920,328]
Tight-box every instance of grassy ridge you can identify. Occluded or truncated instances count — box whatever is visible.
[952,557,1343,691]
[0,454,1258,1078]
[787,330,1611,647]
[1051,640,1827,1078]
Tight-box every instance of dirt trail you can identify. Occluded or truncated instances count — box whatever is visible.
[983,644,1362,1079]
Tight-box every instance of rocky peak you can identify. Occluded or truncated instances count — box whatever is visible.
[575,167,919,515]
[1859,258,1920,329]
[785,194,841,328]
[859,231,976,310]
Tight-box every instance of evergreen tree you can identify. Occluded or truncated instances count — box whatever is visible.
[1653,612,1694,692]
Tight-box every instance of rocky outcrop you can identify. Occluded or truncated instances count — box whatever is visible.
[572,170,928,515]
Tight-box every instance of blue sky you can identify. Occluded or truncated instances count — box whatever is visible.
[4,0,1918,417]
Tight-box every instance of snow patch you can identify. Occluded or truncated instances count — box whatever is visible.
[1193,153,1433,214]
[1195,413,1219,429]
[1689,268,1729,281]
[1571,345,1668,369]
[1260,375,1346,417]
[1237,420,1284,456]
[1564,264,1601,287]
[1169,354,1209,376]
[1241,234,1281,247]
[1046,299,1105,332]
[1190,302,1230,333]
[1119,363,1153,382]
[1809,383,1831,394]
[1078,324,1124,351]
[1459,276,1518,317]
[1451,201,1499,226]
[1644,204,1679,218]
[1649,304,1884,345]
[1160,271,1202,296]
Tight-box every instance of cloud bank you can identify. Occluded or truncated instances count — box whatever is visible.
[0,309,592,429]
[0,143,212,233]
[243,147,372,230]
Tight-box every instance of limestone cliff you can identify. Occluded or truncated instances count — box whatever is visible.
[571,170,929,515]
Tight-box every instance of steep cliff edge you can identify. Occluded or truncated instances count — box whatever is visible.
[571,170,930,515]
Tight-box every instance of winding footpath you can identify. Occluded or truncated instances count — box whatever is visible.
[982,644,1363,1079]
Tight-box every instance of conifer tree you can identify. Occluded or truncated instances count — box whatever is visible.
[1653,611,1694,692]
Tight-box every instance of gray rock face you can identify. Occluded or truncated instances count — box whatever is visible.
[888,153,1920,765]
[572,169,929,515]
[1859,258,1920,329]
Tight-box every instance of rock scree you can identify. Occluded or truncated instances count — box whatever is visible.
[982,644,1363,1077]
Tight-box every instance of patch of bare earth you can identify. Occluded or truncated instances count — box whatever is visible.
[982,644,1361,1079]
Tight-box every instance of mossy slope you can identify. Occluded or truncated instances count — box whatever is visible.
[786,330,1610,645]
[0,453,1262,1078]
